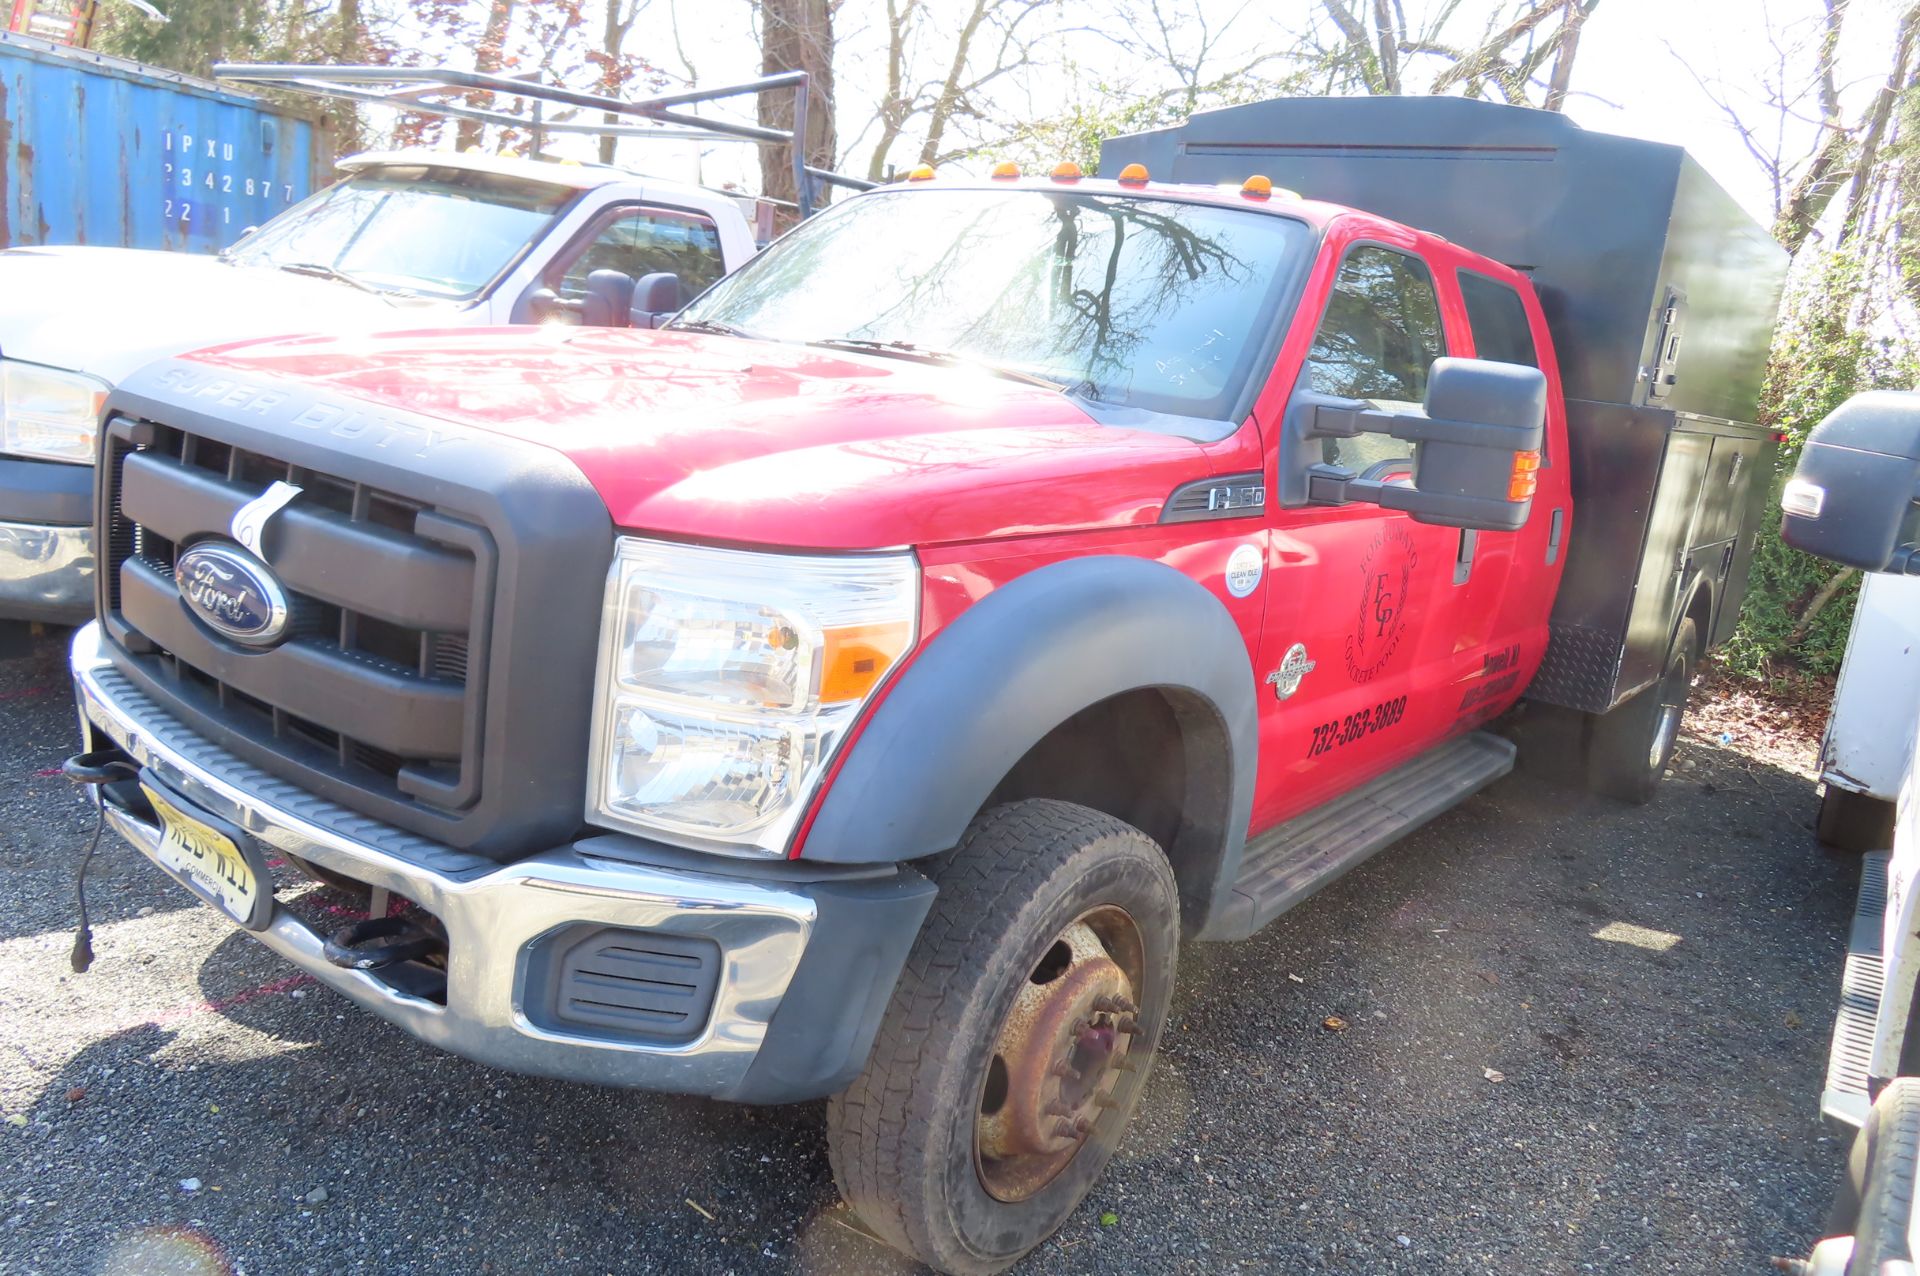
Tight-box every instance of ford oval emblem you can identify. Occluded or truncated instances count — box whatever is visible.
[174,542,292,647]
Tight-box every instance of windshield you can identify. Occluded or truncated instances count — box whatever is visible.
[677,187,1311,420]
[227,166,578,300]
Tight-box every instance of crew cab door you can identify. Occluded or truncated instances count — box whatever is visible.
[1246,231,1468,829]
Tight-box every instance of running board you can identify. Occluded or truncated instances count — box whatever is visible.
[1204,731,1517,941]
[1823,851,1890,1130]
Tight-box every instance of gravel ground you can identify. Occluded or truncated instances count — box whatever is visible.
[0,628,1860,1275]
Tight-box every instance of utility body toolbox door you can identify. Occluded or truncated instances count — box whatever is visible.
[1528,403,1777,712]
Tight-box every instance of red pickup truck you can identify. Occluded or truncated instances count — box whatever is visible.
[65,99,1784,1273]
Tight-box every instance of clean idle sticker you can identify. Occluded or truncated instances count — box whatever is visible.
[1225,544,1263,598]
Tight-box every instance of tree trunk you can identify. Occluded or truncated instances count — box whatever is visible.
[918,0,990,167]
[758,0,836,219]
[455,0,518,153]
[1542,0,1591,111]
[868,0,915,181]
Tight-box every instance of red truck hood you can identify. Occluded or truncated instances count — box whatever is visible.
[183,326,1229,549]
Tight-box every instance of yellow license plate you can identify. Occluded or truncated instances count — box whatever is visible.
[142,783,269,929]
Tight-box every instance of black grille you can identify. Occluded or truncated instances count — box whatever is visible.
[101,416,493,812]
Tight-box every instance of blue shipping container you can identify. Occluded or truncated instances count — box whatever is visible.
[0,30,327,252]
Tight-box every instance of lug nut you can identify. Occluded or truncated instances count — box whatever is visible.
[1052,1119,1077,1139]
[1116,995,1138,1014]
[1049,1060,1076,1080]
[1092,995,1116,1013]
[1044,1098,1072,1117]
[1094,1093,1120,1110]
[1072,1117,1092,1136]
[1116,1015,1140,1035]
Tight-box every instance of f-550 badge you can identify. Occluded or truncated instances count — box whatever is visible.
[1266,643,1316,700]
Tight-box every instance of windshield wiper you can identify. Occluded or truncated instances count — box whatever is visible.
[275,261,398,303]
[806,337,1072,393]
[671,317,760,340]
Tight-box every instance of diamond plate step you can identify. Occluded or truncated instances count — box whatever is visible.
[1824,851,1891,1130]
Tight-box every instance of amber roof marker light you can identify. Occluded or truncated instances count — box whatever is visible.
[1241,174,1273,199]
[906,164,937,182]
[1050,161,1083,181]
[1116,163,1149,185]
[990,161,1022,180]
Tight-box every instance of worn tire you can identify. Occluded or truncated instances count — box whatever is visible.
[1820,786,1898,854]
[1587,618,1697,805]
[826,799,1179,1275]
[1844,1078,1920,1274]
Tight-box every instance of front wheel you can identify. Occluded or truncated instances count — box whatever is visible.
[826,799,1179,1275]
[1587,617,1697,805]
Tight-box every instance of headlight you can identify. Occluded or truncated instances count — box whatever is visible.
[587,537,918,855]
[1,360,109,464]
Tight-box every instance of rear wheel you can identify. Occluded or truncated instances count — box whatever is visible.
[1587,618,1696,805]
[827,799,1179,1275]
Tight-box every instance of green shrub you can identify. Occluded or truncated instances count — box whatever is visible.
[1720,251,1918,681]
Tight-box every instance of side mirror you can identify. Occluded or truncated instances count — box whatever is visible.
[579,269,637,328]
[1302,357,1547,532]
[1781,390,1920,572]
[628,271,686,330]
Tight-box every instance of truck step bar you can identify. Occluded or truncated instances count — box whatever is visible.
[1208,731,1517,941]
[1823,850,1891,1130]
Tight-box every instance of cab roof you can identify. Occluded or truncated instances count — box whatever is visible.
[859,173,1346,230]
[335,148,735,206]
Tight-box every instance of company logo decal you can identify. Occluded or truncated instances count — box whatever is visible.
[1266,643,1316,700]
[175,543,292,647]
[1225,543,1263,598]
[1344,524,1417,683]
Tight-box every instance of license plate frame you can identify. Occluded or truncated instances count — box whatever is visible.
[139,773,275,931]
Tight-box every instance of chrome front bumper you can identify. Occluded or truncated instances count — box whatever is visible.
[70,621,827,1096]
[0,519,92,622]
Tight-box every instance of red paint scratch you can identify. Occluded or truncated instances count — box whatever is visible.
[34,767,60,777]
[150,973,318,1028]
[0,684,49,702]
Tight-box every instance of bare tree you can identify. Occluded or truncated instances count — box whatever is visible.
[454,0,518,151]
[861,0,1056,180]
[1310,0,1602,107]
[1094,0,1298,119]
[756,0,836,212]
[594,0,649,162]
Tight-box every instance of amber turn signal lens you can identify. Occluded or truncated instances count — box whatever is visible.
[1508,449,1541,501]
[1051,161,1083,180]
[820,621,914,704]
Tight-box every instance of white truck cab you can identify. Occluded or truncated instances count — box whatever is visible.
[0,148,759,626]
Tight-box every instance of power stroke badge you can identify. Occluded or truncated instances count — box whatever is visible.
[1344,524,1418,683]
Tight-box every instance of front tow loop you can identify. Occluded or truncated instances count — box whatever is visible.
[323,914,445,971]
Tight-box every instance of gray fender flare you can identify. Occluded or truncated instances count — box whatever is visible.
[800,555,1258,918]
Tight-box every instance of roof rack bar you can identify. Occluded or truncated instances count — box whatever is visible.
[210,61,874,215]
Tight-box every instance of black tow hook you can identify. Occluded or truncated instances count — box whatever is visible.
[323,915,444,971]
[60,748,143,975]
[62,749,140,787]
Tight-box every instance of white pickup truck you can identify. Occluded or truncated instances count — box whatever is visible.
[0,148,759,628]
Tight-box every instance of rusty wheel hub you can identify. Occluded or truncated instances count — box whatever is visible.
[976,915,1143,1202]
